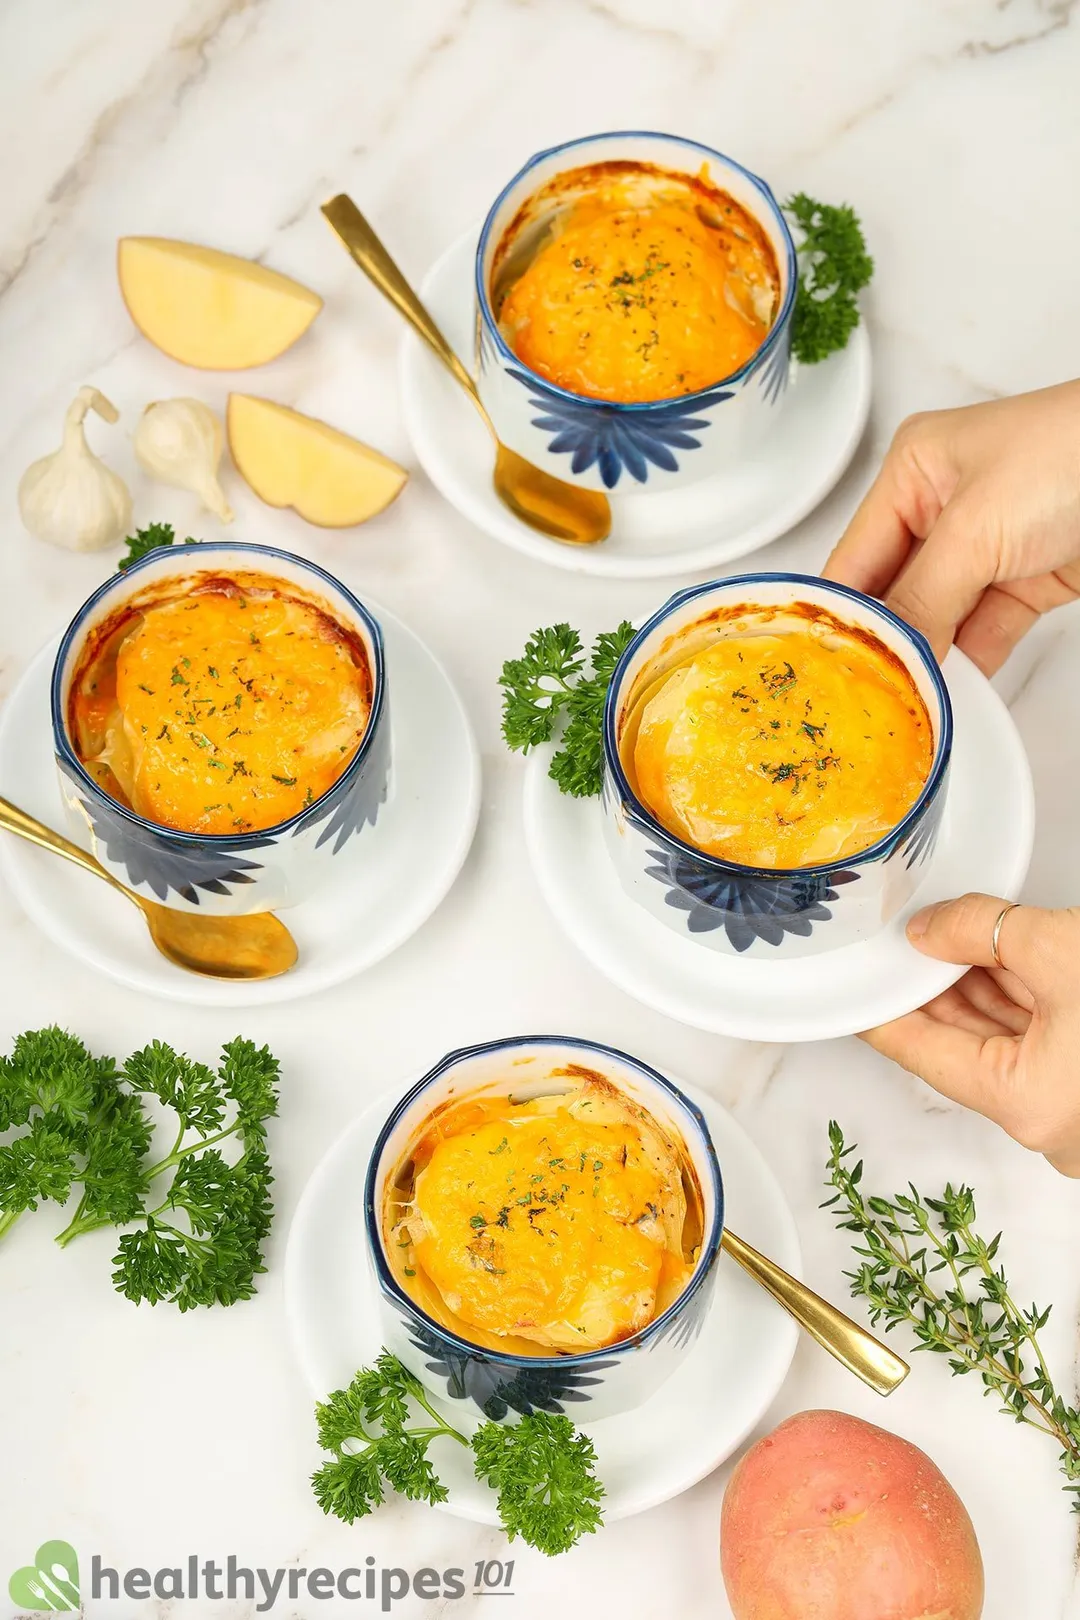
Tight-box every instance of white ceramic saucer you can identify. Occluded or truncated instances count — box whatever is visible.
[284,1073,799,1525]
[525,650,1035,1043]
[399,228,871,580]
[0,602,480,1007]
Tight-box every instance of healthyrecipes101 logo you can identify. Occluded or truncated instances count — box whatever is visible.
[8,1542,516,1613]
[8,1542,80,1612]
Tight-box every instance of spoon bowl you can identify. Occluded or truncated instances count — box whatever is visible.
[0,795,298,981]
[143,900,298,979]
[492,442,610,543]
[321,194,611,547]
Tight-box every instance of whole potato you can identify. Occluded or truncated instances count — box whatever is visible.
[721,1409,984,1620]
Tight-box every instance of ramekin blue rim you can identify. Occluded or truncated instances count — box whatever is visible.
[602,571,954,880]
[474,129,799,413]
[49,541,387,847]
[363,1034,725,1369]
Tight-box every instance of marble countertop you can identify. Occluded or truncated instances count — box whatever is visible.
[3,2,1080,1615]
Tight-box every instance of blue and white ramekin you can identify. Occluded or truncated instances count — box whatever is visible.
[602,574,953,959]
[475,130,797,494]
[364,1036,724,1423]
[50,542,390,915]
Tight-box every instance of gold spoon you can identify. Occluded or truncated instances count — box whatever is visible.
[321,194,611,547]
[0,795,298,981]
[722,1226,908,1396]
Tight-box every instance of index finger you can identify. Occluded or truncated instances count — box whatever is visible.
[822,464,917,598]
[861,1011,1019,1123]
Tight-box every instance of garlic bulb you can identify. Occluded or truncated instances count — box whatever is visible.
[134,397,233,521]
[18,386,133,551]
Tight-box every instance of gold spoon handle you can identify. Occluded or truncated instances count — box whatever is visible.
[722,1227,909,1396]
[0,794,130,899]
[321,194,481,405]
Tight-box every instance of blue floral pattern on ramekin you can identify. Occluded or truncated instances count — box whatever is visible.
[895,781,945,870]
[756,328,791,404]
[629,801,862,952]
[60,761,275,904]
[393,1302,619,1420]
[508,367,735,489]
[291,698,391,855]
[644,844,861,952]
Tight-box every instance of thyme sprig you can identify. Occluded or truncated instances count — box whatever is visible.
[824,1122,1080,1507]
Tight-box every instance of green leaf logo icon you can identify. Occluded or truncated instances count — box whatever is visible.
[8,1542,80,1611]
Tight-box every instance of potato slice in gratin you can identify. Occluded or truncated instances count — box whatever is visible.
[629,625,933,869]
[68,576,372,835]
[388,1076,697,1353]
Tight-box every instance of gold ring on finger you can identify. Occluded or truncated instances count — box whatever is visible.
[991,902,1020,969]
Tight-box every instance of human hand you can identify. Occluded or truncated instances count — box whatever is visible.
[824,380,1080,673]
[862,894,1080,1176]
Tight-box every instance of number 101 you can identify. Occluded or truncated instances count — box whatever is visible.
[474,1559,514,1589]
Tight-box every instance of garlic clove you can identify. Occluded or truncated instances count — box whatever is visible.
[18,386,133,552]
[133,397,234,522]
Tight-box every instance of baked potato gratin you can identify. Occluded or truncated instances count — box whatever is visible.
[67,571,373,836]
[621,605,934,869]
[493,160,780,404]
[383,1069,703,1355]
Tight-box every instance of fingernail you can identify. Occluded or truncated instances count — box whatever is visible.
[907,906,934,940]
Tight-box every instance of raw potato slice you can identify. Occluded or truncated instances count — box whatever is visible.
[226,394,407,527]
[118,237,322,369]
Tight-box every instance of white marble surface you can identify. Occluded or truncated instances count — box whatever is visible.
[2,2,1080,1616]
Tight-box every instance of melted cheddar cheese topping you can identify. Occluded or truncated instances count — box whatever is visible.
[70,583,371,835]
[391,1085,695,1352]
[630,629,933,868]
[498,182,778,403]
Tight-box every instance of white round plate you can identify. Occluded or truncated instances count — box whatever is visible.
[284,1073,799,1525]
[0,602,480,1007]
[525,650,1035,1042]
[400,228,871,580]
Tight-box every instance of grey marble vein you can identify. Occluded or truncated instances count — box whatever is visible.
[0,0,271,298]
[962,0,1077,56]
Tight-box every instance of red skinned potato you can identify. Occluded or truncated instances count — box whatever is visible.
[721,1410,984,1620]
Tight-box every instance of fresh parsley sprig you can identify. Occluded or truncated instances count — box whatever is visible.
[118,520,198,572]
[313,1352,605,1555]
[499,620,636,798]
[0,1027,279,1308]
[824,1122,1080,1507]
[784,194,874,365]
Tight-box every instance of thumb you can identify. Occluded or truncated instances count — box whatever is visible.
[907,892,1044,979]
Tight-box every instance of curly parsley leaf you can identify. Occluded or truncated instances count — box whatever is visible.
[0,1026,117,1132]
[784,193,874,365]
[0,1028,120,1235]
[313,1355,604,1552]
[118,521,199,573]
[501,620,635,797]
[0,1117,81,1218]
[218,1037,280,1141]
[123,1040,225,1137]
[74,1088,153,1228]
[472,1411,605,1556]
[311,1449,388,1522]
[499,624,585,751]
